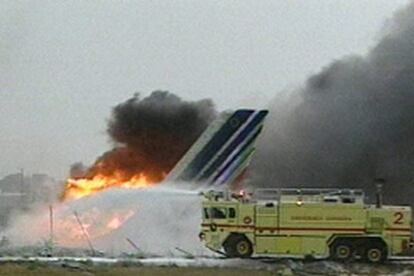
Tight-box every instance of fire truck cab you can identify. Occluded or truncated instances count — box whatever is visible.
[199,188,413,263]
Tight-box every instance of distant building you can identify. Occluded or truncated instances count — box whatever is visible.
[0,173,62,228]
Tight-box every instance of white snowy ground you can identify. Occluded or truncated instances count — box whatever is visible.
[1,256,414,275]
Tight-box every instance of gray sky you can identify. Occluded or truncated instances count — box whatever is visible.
[0,0,409,179]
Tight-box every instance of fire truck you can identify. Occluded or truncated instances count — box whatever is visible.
[199,188,413,263]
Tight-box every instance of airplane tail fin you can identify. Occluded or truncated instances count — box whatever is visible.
[165,109,268,187]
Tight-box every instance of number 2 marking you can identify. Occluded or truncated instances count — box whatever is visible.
[394,212,404,225]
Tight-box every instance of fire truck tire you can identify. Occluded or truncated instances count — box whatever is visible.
[330,240,354,262]
[224,235,253,258]
[363,243,387,263]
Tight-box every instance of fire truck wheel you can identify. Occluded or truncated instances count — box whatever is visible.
[330,241,354,262]
[363,243,387,263]
[224,235,253,258]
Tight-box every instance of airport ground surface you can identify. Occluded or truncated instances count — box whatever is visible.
[0,264,273,276]
[1,257,414,275]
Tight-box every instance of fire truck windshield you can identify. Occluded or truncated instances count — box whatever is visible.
[204,207,236,219]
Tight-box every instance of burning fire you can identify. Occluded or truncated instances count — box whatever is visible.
[55,208,136,245]
[62,173,153,200]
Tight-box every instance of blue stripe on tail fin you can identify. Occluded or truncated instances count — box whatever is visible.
[165,109,268,186]
[198,111,267,181]
[177,110,254,181]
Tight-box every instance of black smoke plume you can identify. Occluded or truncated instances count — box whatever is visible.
[252,3,414,204]
[74,91,217,183]
[69,162,88,179]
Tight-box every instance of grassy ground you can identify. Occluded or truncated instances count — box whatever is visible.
[0,264,278,276]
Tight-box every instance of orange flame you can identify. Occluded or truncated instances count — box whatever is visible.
[106,210,135,230]
[54,208,136,245]
[62,173,153,200]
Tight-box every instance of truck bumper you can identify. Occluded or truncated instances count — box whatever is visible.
[199,231,223,252]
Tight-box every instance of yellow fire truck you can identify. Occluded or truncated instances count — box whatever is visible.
[199,188,413,263]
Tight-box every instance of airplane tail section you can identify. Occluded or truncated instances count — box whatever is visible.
[166,109,268,186]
